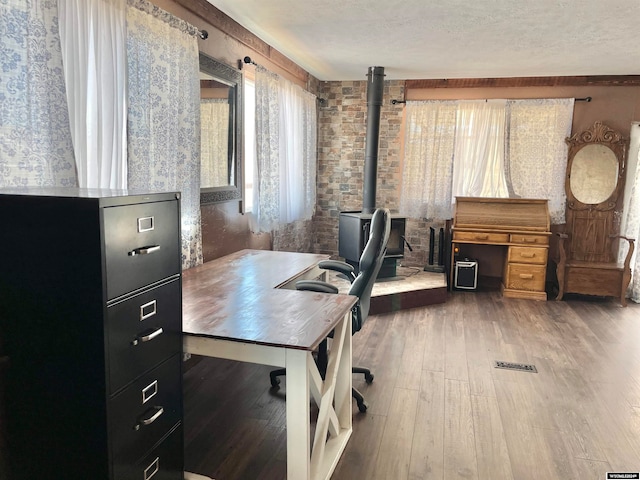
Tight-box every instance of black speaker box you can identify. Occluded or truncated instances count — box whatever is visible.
[454,260,478,290]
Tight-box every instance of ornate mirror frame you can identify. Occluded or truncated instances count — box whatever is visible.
[556,121,634,306]
[199,52,243,204]
[565,121,627,211]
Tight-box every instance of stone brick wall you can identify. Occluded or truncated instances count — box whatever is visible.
[312,79,433,268]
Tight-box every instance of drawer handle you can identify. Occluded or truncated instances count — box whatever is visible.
[131,327,163,346]
[520,252,535,258]
[475,234,489,240]
[128,245,160,256]
[522,238,538,243]
[144,457,160,480]
[518,273,534,279]
[134,406,164,430]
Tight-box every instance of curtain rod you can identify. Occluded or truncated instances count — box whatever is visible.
[391,96,592,105]
[243,56,258,67]
[128,0,207,39]
[242,56,325,106]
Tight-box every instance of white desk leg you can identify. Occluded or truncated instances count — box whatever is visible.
[334,312,352,433]
[285,348,312,480]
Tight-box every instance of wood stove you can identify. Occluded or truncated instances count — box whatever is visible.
[339,211,406,277]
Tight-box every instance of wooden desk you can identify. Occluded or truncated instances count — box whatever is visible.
[182,249,357,480]
[451,197,551,300]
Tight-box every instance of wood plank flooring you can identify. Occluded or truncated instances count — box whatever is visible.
[183,292,640,479]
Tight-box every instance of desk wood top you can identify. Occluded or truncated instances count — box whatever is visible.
[182,249,357,351]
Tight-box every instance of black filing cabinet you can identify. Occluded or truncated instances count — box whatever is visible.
[0,188,184,480]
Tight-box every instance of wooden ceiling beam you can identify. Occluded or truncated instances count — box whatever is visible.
[173,0,309,83]
[406,75,640,89]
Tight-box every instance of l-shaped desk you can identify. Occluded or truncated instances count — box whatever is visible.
[181,249,357,480]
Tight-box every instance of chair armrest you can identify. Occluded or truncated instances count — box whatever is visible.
[295,280,340,294]
[318,260,356,283]
[610,235,635,270]
[609,234,635,243]
[556,232,569,264]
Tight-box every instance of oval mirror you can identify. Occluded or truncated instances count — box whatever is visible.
[570,144,619,204]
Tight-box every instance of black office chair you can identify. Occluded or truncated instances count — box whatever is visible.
[269,208,391,412]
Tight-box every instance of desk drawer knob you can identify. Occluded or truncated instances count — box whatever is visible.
[128,245,161,256]
[475,234,489,240]
[518,273,534,279]
[522,238,537,243]
[134,405,164,430]
[131,327,163,346]
[520,252,535,258]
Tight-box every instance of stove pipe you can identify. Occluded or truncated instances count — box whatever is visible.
[362,66,385,214]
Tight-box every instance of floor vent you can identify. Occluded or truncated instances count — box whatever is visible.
[494,361,538,373]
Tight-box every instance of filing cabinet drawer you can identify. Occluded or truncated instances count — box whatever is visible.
[107,278,182,394]
[508,246,548,265]
[509,233,549,246]
[453,231,509,244]
[104,200,180,300]
[112,424,183,480]
[505,264,546,291]
[109,355,182,466]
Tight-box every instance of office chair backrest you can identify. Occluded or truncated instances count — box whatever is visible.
[349,208,391,333]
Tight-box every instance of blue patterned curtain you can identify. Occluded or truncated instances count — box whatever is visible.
[126,0,203,269]
[0,0,77,187]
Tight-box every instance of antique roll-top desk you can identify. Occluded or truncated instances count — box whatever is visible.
[451,197,552,300]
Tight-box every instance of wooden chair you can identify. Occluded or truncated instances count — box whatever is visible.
[555,121,635,306]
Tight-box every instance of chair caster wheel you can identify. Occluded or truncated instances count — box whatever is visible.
[357,400,368,413]
[365,373,374,384]
[270,376,281,388]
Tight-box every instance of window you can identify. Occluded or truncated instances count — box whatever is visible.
[400,98,574,224]
[246,65,317,232]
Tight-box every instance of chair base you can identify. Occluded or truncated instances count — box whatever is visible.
[269,366,374,412]
[270,368,286,387]
[353,366,374,384]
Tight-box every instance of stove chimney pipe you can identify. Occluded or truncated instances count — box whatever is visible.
[362,66,385,214]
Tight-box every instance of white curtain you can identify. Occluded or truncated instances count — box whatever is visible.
[451,100,509,200]
[507,98,574,224]
[252,66,317,233]
[400,98,574,223]
[621,125,640,303]
[126,0,203,269]
[200,99,230,187]
[58,0,127,189]
[0,0,77,187]
[400,101,457,220]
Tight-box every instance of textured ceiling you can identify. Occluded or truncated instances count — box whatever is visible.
[205,0,640,81]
